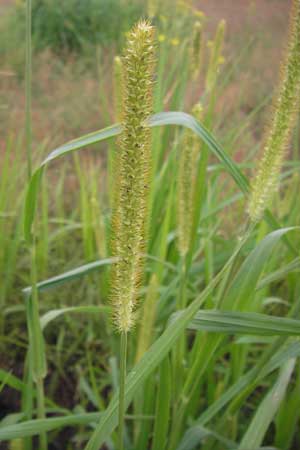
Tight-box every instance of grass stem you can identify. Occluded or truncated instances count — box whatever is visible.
[36,377,47,450]
[173,258,187,399]
[30,242,47,449]
[25,0,32,179]
[118,331,128,450]
[26,4,47,446]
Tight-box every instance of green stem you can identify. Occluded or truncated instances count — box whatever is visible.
[25,0,32,179]
[173,257,188,399]
[30,242,47,450]
[36,377,47,450]
[118,331,128,450]
[24,1,35,449]
[22,350,33,450]
[25,2,48,446]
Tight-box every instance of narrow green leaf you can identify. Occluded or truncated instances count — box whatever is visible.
[23,124,121,241]
[0,413,26,429]
[151,357,172,450]
[275,367,300,450]
[43,126,122,166]
[222,227,298,310]
[23,168,43,244]
[22,257,116,297]
[26,296,47,381]
[238,359,295,450]
[188,310,300,336]
[257,257,300,290]
[22,255,174,301]
[149,112,249,194]
[176,424,237,450]
[0,370,25,394]
[0,413,102,440]
[40,305,110,330]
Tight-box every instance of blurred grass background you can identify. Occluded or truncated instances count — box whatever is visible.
[1,1,299,449]
[0,0,289,148]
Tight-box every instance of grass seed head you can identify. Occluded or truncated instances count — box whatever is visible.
[177,103,203,257]
[110,20,155,333]
[248,0,300,222]
[205,19,226,92]
[190,20,204,80]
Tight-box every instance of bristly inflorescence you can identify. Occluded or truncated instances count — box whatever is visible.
[110,20,156,333]
[190,21,204,80]
[177,103,203,257]
[248,0,300,223]
[205,19,226,92]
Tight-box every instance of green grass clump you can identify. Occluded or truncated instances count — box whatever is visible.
[0,0,144,60]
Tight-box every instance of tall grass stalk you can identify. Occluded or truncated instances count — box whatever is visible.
[110,20,155,448]
[117,331,127,450]
[25,0,32,179]
[25,1,47,448]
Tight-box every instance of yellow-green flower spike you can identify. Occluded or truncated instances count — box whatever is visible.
[190,21,204,80]
[205,19,226,92]
[110,20,155,333]
[248,0,300,223]
[177,103,203,257]
[109,56,123,207]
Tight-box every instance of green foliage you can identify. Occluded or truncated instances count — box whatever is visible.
[0,0,144,59]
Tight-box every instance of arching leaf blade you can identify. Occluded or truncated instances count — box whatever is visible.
[149,111,249,194]
[23,124,122,242]
[22,257,116,297]
[40,305,110,330]
[188,310,300,336]
[222,227,298,311]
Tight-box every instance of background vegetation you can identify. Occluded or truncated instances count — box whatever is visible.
[0,1,300,449]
